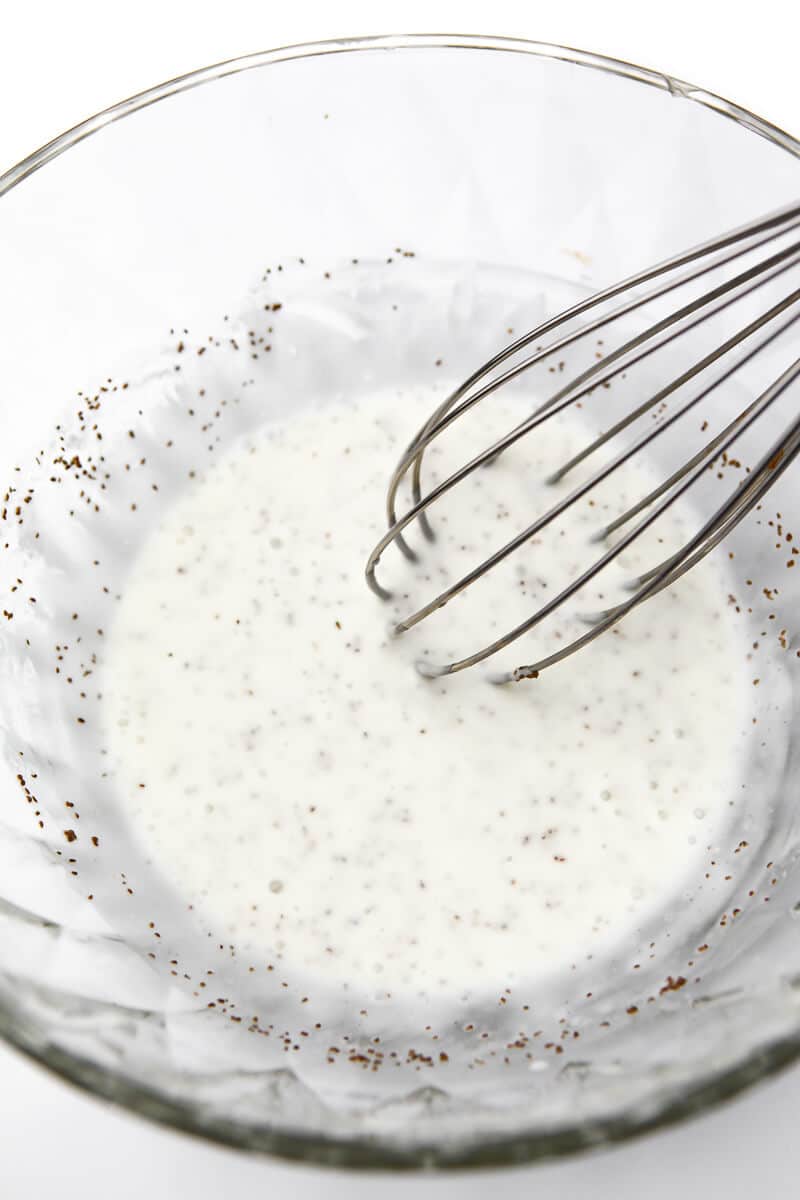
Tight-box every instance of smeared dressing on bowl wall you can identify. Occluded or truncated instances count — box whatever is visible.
[0,254,795,1113]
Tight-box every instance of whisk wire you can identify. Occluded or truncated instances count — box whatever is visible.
[400,301,800,640]
[394,202,800,529]
[367,242,800,599]
[367,202,800,679]
[505,373,800,684]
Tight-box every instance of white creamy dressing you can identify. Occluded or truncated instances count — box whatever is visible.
[104,383,749,997]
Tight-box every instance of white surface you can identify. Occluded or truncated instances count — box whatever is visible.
[1,1,799,1196]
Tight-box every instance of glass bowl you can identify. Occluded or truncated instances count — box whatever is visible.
[1,34,800,1171]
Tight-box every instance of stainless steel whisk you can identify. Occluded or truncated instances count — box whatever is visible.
[365,201,800,681]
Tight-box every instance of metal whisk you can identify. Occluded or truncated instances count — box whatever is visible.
[365,201,800,682]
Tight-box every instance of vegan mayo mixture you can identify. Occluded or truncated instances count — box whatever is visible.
[104,379,749,998]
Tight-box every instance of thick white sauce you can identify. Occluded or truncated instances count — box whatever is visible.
[105,384,748,997]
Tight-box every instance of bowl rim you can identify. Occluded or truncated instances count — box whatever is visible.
[1,31,799,1172]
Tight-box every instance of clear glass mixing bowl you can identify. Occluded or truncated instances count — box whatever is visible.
[1,35,800,1170]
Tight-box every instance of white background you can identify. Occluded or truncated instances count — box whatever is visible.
[1,1,798,1196]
